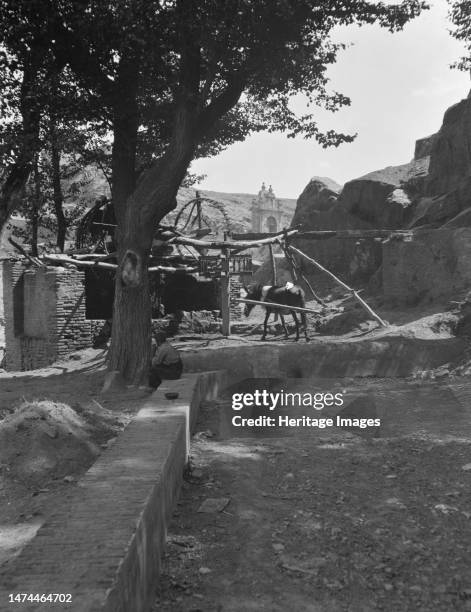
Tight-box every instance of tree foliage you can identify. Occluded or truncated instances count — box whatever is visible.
[448,0,471,71]
[1,0,429,221]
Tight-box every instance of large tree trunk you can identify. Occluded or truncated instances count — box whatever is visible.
[50,118,67,251]
[107,46,242,383]
[109,104,196,384]
[107,64,146,383]
[109,206,154,383]
[31,159,41,256]
[108,175,187,385]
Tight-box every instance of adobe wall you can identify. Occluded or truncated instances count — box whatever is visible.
[382,228,471,306]
[1,262,91,371]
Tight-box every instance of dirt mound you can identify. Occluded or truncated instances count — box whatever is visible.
[317,307,375,336]
[0,401,100,485]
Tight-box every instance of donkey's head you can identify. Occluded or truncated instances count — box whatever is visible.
[243,283,263,317]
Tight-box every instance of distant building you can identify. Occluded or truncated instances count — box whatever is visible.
[251,183,284,233]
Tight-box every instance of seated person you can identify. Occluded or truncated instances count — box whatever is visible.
[149,331,183,389]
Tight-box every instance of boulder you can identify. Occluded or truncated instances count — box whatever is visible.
[291,176,341,228]
[409,176,471,228]
[343,181,411,229]
[337,163,417,229]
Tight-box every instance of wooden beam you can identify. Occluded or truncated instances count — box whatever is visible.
[236,298,319,315]
[288,246,388,327]
[295,229,420,240]
[221,245,231,336]
[169,228,298,250]
[42,254,196,274]
[231,230,288,241]
[71,252,117,260]
[7,237,44,267]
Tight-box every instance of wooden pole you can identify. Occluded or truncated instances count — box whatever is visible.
[295,229,417,240]
[42,253,197,274]
[268,243,277,285]
[268,243,278,321]
[282,246,299,283]
[288,245,388,327]
[221,238,231,336]
[196,191,202,230]
[8,237,44,267]
[287,248,325,306]
[236,298,319,315]
[169,228,298,250]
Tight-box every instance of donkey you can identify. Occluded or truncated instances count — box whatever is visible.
[243,283,310,342]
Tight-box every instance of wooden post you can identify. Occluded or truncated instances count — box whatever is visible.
[196,190,202,230]
[283,245,299,284]
[221,235,231,336]
[287,248,325,306]
[268,242,279,321]
[288,245,388,327]
[268,243,277,285]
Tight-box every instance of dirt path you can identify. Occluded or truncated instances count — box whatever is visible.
[155,378,471,612]
[0,348,149,568]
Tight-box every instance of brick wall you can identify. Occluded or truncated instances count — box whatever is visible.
[230,278,243,321]
[1,262,91,371]
[53,268,91,360]
[0,261,246,371]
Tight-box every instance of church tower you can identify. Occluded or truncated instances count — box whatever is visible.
[251,183,283,233]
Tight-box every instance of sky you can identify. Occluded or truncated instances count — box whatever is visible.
[191,0,470,199]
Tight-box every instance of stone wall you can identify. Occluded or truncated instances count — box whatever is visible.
[1,262,91,371]
[230,278,243,321]
[382,228,471,306]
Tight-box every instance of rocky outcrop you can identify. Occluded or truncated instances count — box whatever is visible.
[289,157,427,282]
[338,174,412,230]
[291,177,341,227]
[292,156,431,236]
[442,205,471,229]
[414,134,436,160]
[292,95,471,237]
[382,228,471,306]
[289,93,471,299]
[405,98,471,229]
[426,98,471,196]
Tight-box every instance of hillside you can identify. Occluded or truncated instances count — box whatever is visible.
[0,177,297,257]
[172,187,296,232]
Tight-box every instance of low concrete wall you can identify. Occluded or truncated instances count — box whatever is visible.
[0,370,225,612]
[181,335,466,384]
